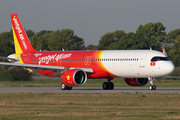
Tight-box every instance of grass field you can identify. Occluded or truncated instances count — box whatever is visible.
[0,76,180,119]
[0,92,180,120]
[0,76,180,87]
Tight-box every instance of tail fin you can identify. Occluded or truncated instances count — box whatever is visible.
[11,14,36,54]
[162,46,167,55]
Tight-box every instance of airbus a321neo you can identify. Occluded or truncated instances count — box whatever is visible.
[0,14,175,90]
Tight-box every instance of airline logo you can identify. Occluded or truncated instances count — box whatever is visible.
[150,62,156,66]
[39,53,72,65]
[12,15,27,50]
[66,74,72,84]
[66,74,70,80]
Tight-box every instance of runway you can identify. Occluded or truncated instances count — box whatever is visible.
[0,87,180,93]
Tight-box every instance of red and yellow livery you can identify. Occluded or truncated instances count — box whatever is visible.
[0,14,175,90]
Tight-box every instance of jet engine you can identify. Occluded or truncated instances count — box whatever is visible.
[124,78,148,86]
[61,69,87,86]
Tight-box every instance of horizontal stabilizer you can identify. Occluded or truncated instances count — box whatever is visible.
[0,56,18,63]
[0,56,16,60]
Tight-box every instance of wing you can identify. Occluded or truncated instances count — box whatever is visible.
[0,62,94,77]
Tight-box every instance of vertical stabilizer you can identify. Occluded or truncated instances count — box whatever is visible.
[162,46,167,55]
[11,14,36,54]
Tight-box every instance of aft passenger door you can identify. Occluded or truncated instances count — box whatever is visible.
[22,54,31,64]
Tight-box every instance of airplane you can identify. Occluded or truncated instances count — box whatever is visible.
[0,14,175,90]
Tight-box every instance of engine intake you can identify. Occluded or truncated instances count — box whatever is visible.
[124,78,148,86]
[61,69,87,86]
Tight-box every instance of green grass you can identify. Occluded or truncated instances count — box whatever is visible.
[0,75,180,119]
[0,76,180,87]
[0,92,180,120]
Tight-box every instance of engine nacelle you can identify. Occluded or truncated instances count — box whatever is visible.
[61,69,87,86]
[124,78,148,86]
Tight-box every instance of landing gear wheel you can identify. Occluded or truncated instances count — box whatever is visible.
[61,83,73,90]
[109,82,114,90]
[149,85,153,90]
[102,82,114,90]
[67,86,73,90]
[152,85,156,90]
[149,85,156,90]
[103,82,109,90]
[61,83,66,90]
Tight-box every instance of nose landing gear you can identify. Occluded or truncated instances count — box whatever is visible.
[148,77,156,90]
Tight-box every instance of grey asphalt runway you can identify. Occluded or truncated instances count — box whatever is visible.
[0,87,180,93]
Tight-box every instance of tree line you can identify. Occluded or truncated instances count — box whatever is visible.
[0,22,180,67]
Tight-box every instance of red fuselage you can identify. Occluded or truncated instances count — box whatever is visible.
[20,50,117,78]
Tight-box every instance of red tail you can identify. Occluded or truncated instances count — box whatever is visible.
[11,14,36,53]
[162,46,167,55]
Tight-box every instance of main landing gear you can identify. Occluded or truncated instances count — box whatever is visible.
[102,78,114,90]
[61,83,73,90]
[148,77,156,90]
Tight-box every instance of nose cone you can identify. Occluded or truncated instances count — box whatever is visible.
[164,61,175,75]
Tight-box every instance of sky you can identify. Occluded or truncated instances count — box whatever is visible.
[0,0,180,46]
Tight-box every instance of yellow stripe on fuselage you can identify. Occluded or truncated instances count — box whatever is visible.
[97,51,117,77]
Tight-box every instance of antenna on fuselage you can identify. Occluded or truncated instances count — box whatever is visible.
[62,48,64,51]
[150,47,152,50]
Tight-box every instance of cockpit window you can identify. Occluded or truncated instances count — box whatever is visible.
[151,56,170,62]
